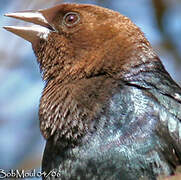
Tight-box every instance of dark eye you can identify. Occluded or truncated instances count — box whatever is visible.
[63,12,80,27]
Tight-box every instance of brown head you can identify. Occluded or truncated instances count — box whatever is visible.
[4,3,158,141]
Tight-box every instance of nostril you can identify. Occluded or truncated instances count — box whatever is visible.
[45,24,55,31]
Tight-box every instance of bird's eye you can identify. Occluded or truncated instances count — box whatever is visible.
[63,12,80,27]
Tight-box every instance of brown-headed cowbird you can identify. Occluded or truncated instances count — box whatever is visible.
[4,3,181,180]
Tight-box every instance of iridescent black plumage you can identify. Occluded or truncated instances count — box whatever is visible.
[42,60,181,180]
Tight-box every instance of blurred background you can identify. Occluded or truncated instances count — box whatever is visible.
[0,0,181,179]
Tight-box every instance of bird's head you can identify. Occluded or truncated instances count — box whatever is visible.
[4,4,160,140]
[4,3,156,84]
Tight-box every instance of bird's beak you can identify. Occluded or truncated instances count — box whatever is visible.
[4,10,55,43]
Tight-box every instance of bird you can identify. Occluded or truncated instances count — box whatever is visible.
[4,3,181,180]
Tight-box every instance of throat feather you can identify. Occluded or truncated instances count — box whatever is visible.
[39,76,116,142]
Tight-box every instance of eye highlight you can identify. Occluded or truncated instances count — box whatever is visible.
[63,12,80,27]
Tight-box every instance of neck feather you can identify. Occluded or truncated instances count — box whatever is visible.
[39,76,116,142]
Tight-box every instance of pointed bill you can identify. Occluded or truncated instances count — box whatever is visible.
[4,25,51,43]
[4,11,53,30]
[4,10,55,44]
